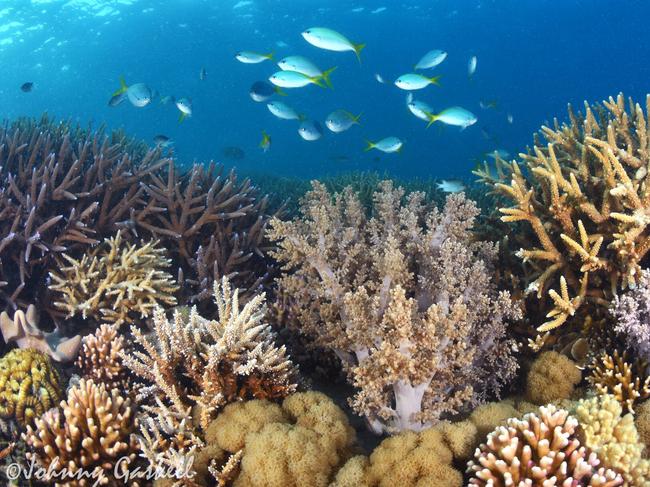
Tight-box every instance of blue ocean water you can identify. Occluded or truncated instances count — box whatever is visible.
[2,0,650,180]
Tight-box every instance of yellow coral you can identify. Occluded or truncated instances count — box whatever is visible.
[0,349,61,427]
[575,394,650,486]
[526,350,582,405]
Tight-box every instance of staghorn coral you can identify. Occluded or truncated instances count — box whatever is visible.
[0,115,169,315]
[466,404,624,486]
[0,304,81,362]
[575,394,650,486]
[526,350,583,405]
[23,378,139,487]
[474,93,650,339]
[0,349,61,427]
[587,350,650,413]
[612,268,650,363]
[268,180,520,434]
[49,230,178,328]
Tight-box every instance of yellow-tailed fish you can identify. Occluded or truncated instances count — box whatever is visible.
[364,137,403,153]
[301,27,365,62]
[235,50,274,64]
[394,73,441,91]
[260,131,271,152]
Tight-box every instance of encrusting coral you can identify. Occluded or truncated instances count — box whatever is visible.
[466,404,624,486]
[0,348,61,427]
[23,378,139,487]
[525,350,582,405]
[0,304,81,362]
[587,349,650,413]
[49,230,178,328]
[574,393,650,486]
[612,268,650,363]
[268,180,520,434]
[474,93,650,341]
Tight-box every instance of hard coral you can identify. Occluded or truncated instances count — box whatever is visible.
[49,230,178,328]
[0,349,61,427]
[268,181,520,434]
[23,378,139,487]
[526,350,582,405]
[474,93,650,338]
[75,324,132,392]
[466,404,623,486]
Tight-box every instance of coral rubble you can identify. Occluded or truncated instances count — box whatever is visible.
[268,180,520,434]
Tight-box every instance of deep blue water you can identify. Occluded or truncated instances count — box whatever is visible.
[2,0,650,180]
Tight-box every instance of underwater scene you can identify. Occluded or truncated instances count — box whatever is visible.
[1,0,650,485]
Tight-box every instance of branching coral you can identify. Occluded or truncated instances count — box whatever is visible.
[49,230,178,327]
[612,268,650,363]
[268,180,520,434]
[466,404,624,486]
[0,349,61,427]
[23,378,139,487]
[474,93,650,338]
[587,350,650,413]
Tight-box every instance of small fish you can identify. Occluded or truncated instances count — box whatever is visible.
[159,95,175,105]
[364,137,403,153]
[351,7,364,12]
[298,120,324,141]
[479,99,498,110]
[268,69,333,89]
[302,27,365,62]
[407,99,434,122]
[249,81,284,102]
[468,55,477,77]
[260,131,271,152]
[20,82,34,92]
[153,135,173,147]
[371,7,387,13]
[233,0,253,8]
[325,109,362,133]
[414,49,447,70]
[199,67,207,80]
[235,51,274,64]
[394,73,441,90]
[275,40,289,48]
[108,92,127,107]
[374,73,386,84]
[175,97,192,122]
[437,179,466,193]
[426,106,477,129]
[507,112,514,124]
[487,149,510,160]
[112,77,152,108]
[267,101,302,120]
[277,57,337,88]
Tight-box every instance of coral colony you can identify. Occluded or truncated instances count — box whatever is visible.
[0,95,649,486]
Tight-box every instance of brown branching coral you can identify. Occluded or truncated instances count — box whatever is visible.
[587,349,650,413]
[268,181,520,434]
[23,378,139,487]
[474,93,650,340]
[466,404,624,486]
[0,115,169,315]
[76,324,133,392]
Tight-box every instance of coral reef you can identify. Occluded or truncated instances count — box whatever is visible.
[575,393,650,486]
[49,231,178,328]
[637,400,650,448]
[466,404,623,485]
[474,93,650,341]
[23,378,139,486]
[587,350,650,413]
[0,304,81,362]
[0,349,61,427]
[75,324,132,392]
[268,180,520,434]
[525,350,582,405]
[612,268,650,363]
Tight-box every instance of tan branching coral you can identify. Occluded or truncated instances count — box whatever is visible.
[23,378,139,486]
[466,404,624,486]
[587,350,650,413]
[474,93,650,337]
[49,230,178,327]
[268,181,520,434]
[76,324,132,392]
[575,394,650,486]
[0,349,61,427]
[0,304,81,362]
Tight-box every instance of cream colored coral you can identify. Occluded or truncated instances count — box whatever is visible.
[575,394,650,486]
[76,324,130,391]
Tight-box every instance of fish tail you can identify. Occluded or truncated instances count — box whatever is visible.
[265,51,275,60]
[353,112,363,125]
[429,75,441,86]
[310,75,327,89]
[178,112,187,124]
[274,86,287,96]
[112,75,128,96]
[363,140,375,152]
[425,112,438,129]
[353,43,366,63]
[321,66,337,89]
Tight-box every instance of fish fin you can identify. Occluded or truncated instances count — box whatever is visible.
[112,76,128,96]
[321,66,337,89]
[353,43,366,63]
[310,75,327,89]
[274,86,287,96]
[265,51,274,60]
[353,112,362,125]
[178,112,187,124]
[363,140,375,152]
[429,75,441,86]
[425,112,438,129]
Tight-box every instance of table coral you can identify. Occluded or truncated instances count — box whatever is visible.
[474,93,650,339]
[268,180,520,434]
[0,349,61,427]
[49,230,178,328]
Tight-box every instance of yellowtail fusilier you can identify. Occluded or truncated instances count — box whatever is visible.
[298,120,324,141]
[153,135,173,148]
[269,69,334,89]
[267,101,303,120]
[235,50,274,64]
[277,56,337,88]
[175,97,192,123]
[250,81,285,102]
[364,137,403,153]
[394,73,441,90]
[414,49,447,70]
[301,27,365,62]
[437,179,466,193]
[468,55,477,77]
[407,99,434,122]
[426,106,477,129]
[199,67,207,80]
[325,109,362,133]
[112,77,152,107]
[259,131,271,152]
